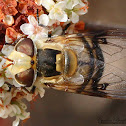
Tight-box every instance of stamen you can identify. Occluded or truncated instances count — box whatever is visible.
[80,5,89,12]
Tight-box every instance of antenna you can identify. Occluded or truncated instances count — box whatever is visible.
[2,63,13,69]
[2,56,13,62]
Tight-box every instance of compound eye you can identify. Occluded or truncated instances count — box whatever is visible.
[15,68,34,87]
[15,38,34,57]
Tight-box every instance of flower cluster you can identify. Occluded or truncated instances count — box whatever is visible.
[20,0,88,40]
[0,82,45,126]
[0,0,88,126]
[35,0,88,24]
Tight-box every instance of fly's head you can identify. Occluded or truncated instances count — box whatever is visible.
[6,38,37,87]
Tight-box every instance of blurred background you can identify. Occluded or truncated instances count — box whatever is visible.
[3,0,126,126]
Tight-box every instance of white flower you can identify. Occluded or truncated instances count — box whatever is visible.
[35,0,88,24]
[65,0,88,23]
[20,15,48,39]
[49,1,68,22]
[42,0,68,22]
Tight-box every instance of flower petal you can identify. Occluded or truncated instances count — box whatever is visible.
[13,117,20,126]
[66,0,79,9]
[20,23,34,36]
[55,12,68,22]
[41,0,55,10]
[39,14,49,26]
[0,107,6,117]
[49,8,55,20]
[1,45,14,56]
[70,11,79,23]
[54,1,66,9]
[77,8,88,15]
[28,15,38,27]
[75,4,88,15]
[2,105,12,118]
[18,111,30,120]
[12,104,21,114]
[37,88,45,98]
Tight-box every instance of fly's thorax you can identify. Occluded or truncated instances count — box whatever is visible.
[36,43,78,84]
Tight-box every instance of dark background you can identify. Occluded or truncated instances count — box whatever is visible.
[4,0,126,126]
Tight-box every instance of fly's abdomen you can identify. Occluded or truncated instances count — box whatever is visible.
[59,35,104,93]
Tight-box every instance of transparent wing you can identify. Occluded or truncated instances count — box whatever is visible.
[97,34,126,99]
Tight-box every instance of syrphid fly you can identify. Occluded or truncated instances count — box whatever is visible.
[4,23,126,99]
